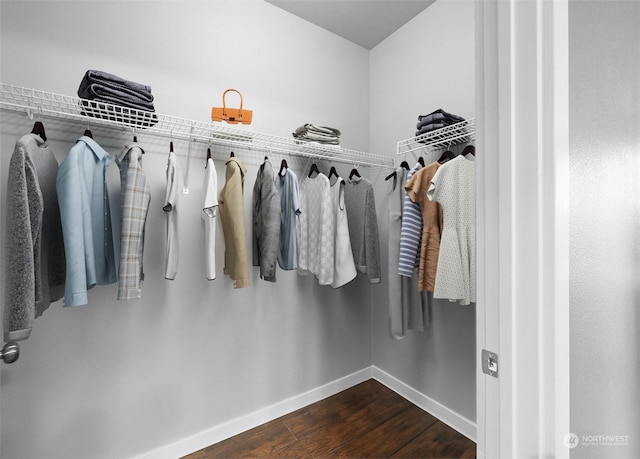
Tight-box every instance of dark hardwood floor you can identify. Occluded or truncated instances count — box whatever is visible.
[183,379,476,459]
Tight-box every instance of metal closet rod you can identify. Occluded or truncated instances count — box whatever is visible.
[0,82,394,174]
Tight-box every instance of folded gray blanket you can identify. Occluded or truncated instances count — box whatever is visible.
[78,70,155,112]
[416,109,464,130]
[295,134,340,145]
[293,123,341,138]
[415,121,448,137]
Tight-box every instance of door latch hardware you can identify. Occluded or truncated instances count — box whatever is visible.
[482,349,498,378]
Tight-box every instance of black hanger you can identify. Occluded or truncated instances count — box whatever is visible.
[230,151,235,157]
[438,150,456,164]
[462,145,476,156]
[329,166,339,180]
[308,163,320,178]
[385,170,396,181]
[170,141,174,153]
[400,161,410,170]
[279,159,288,176]
[349,168,361,180]
[132,133,144,153]
[31,121,46,141]
[418,157,425,167]
[84,128,93,139]
[207,147,212,161]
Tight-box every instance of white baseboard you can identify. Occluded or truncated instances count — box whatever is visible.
[135,367,373,459]
[372,366,477,442]
[137,365,476,458]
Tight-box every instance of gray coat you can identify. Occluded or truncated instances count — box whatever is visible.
[4,134,65,342]
[252,160,281,282]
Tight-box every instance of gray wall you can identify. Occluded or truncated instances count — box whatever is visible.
[570,1,640,457]
[369,0,476,424]
[0,0,477,457]
[0,2,373,458]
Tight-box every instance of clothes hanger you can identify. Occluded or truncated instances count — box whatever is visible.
[385,170,396,181]
[169,141,174,153]
[349,167,361,180]
[132,128,137,143]
[31,121,47,141]
[84,127,93,138]
[400,161,410,170]
[462,145,475,156]
[308,163,320,178]
[206,147,212,161]
[418,156,425,167]
[329,166,339,180]
[438,149,456,164]
[230,151,235,157]
[279,159,288,176]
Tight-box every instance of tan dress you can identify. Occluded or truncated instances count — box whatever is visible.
[405,161,443,292]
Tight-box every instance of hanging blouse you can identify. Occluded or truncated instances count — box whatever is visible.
[405,161,444,292]
[202,157,218,281]
[163,151,179,280]
[57,135,117,307]
[297,172,333,285]
[117,144,151,300]
[398,162,423,277]
[274,169,301,270]
[344,176,381,284]
[329,175,357,289]
[427,155,476,305]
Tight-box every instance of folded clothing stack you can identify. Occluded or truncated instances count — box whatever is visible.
[78,70,157,127]
[293,124,341,145]
[415,109,464,137]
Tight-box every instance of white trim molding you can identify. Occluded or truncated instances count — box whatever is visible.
[135,368,373,459]
[475,0,570,458]
[137,366,477,459]
[372,367,476,442]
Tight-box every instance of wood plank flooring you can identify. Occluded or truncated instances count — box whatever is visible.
[183,379,476,459]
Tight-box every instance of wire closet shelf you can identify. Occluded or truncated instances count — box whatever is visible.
[0,82,394,172]
[396,118,476,158]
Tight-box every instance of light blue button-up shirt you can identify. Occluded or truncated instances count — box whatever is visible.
[56,136,117,307]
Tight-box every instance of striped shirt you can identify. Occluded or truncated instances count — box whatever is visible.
[117,145,150,300]
[397,163,423,276]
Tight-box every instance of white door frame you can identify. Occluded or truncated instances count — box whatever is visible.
[475,1,570,457]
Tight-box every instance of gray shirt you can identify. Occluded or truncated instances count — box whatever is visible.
[274,168,301,270]
[344,176,381,283]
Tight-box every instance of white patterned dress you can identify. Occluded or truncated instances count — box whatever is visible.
[427,155,476,305]
[297,172,334,285]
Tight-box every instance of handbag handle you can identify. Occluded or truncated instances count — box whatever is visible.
[222,89,243,112]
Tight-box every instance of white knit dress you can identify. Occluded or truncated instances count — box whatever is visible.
[427,155,476,305]
[329,176,357,289]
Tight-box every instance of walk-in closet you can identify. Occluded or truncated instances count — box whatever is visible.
[3,1,475,458]
[7,1,637,459]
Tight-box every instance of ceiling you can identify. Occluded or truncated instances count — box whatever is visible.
[265,0,436,50]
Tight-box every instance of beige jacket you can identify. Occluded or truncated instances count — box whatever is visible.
[218,157,250,288]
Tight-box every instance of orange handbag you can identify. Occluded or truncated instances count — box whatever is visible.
[211,88,253,125]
